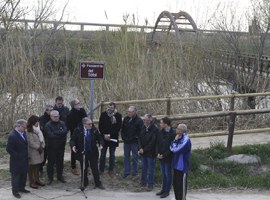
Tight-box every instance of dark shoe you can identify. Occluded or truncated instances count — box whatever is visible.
[108,171,114,177]
[99,170,104,175]
[146,185,153,191]
[58,177,66,183]
[156,190,164,196]
[47,180,53,185]
[71,168,79,175]
[122,174,129,178]
[95,184,105,190]
[13,192,21,198]
[20,189,30,193]
[160,192,169,198]
[30,184,38,189]
[140,183,147,187]
[36,181,45,186]
[131,175,139,181]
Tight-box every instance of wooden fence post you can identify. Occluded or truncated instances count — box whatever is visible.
[166,97,171,116]
[230,93,235,111]
[227,112,236,153]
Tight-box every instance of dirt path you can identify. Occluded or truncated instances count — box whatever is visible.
[0,187,270,200]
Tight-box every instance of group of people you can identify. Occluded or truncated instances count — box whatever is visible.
[121,106,192,200]
[6,96,192,200]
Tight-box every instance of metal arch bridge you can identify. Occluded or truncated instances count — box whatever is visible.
[150,10,198,49]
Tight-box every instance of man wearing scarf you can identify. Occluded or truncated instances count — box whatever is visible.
[98,102,122,176]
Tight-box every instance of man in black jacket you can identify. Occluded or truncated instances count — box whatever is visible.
[156,117,176,198]
[45,110,68,185]
[121,106,143,179]
[39,104,54,174]
[98,102,122,176]
[66,99,87,175]
[53,96,69,125]
[70,117,105,190]
[138,114,159,191]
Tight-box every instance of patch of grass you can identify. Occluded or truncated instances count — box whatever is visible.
[233,144,270,163]
[0,169,10,181]
[189,143,270,189]
[189,170,231,188]
[0,141,8,159]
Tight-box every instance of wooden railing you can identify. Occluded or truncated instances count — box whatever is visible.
[204,49,270,77]
[96,92,270,152]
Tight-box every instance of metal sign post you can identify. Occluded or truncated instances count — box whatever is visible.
[90,80,94,120]
[80,61,105,120]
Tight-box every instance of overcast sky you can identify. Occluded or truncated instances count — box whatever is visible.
[22,0,252,29]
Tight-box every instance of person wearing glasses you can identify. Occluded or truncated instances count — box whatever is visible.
[170,124,191,200]
[45,110,68,185]
[6,119,30,198]
[70,117,105,190]
[138,114,159,191]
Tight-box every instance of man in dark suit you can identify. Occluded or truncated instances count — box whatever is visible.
[6,119,30,198]
[70,117,105,190]
[98,102,122,176]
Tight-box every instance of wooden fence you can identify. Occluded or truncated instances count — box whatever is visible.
[95,92,270,152]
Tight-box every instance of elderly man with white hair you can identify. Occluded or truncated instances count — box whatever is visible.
[121,105,143,179]
[45,110,68,185]
[6,119,30,198]
[170,123,192,200]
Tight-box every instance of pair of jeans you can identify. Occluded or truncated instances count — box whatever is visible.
[123,142,138,176]
[159,159,172,193]
[141,156,155,186]
[99,145,116,172]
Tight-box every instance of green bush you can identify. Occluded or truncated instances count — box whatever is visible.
[206,141,228,160]
[189,152,200,172]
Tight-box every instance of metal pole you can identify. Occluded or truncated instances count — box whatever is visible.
[90,80,94,120]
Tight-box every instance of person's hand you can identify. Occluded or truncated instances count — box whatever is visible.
[38,146,43,154]
[175,134,181,141]
[99,145,103,150]
[104,134,110,141]
[72,146,77,153]
[157,154,163,159]
[139,148,144,154]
